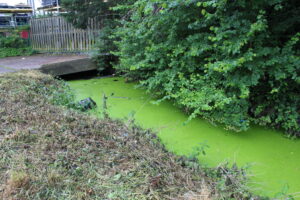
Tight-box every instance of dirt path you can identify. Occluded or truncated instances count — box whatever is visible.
[0,54,89,74]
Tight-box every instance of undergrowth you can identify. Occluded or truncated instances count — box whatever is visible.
[0,71,271,199]
[0,35,36,58]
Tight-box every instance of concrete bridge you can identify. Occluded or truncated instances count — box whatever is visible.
[0,55,97,76]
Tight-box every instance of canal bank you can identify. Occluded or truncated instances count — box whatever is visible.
[0,71,218,199]
[69,77,300,199]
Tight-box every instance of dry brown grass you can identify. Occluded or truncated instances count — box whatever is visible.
[2,171,31,199]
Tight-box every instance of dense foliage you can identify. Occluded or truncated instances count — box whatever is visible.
[0,35,35,58]
[61,0,300,136]
[61,0,114,29]
[113,0,300,136]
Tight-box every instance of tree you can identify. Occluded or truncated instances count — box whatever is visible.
[61,0,114,29]
[114,0,300,136]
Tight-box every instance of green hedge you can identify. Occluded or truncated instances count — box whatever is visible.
[114,0,300,136]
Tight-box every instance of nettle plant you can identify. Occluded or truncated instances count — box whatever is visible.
[114,0,300,136]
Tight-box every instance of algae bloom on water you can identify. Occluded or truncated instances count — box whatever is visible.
[69,77,300,199]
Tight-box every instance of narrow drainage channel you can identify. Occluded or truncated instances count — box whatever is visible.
[67,76,300,199]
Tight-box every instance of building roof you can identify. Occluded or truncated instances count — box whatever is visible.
[0,8,33,13]
[15,3,32,9]
[37,5,63,12]
[0,3,32,13]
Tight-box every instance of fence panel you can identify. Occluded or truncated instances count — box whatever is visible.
[30,16,101,53]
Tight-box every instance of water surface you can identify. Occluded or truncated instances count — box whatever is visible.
[68,77,300,198]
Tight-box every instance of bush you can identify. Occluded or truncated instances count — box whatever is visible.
[114,0,300,136]
[0,35,36,58]
[92,19,120,73]
[0,35,27,48]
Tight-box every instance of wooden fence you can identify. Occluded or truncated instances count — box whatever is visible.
[30,16,101,53]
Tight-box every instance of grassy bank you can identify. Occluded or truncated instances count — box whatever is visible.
[0,71,264,199]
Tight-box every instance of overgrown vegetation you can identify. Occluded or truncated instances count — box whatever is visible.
[114,0,300,136]
[0,71,269,199]
[0,34,36,58]
[62,0,300,137]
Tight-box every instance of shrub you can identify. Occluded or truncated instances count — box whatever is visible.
[0,35,27,48]
[114,0,300,136]
[0,34,36,58]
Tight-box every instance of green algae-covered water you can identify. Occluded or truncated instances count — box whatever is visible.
[68,77,300,198]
